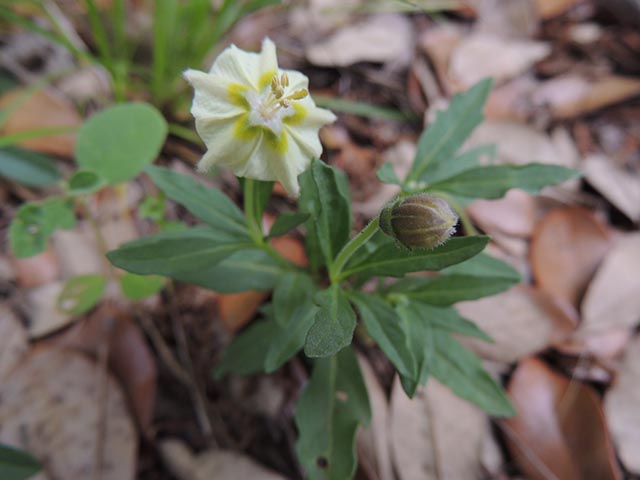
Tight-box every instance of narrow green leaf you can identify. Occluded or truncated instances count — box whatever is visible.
[443,252,521,282]
[395,301,434,396]
[342,236,489,278]
[57,274,106,315]
[267,212,309,238]
[313,95,411,121]
[388,274,516,306]
[305,285,357,358]
[119,272,165,300]
[66,169,105,195]
[0,443,41,480]
[423,144,497,184]
[75,103,167,184]
[145,165,248,237]
[350,292,415,378]
[214,319,279,378]
[273,273,315,327]
[428,164,581,199]
[295,347,371,480]
[0,146,60,187]
[407,78,492,183]
[410,301,493,342]
[172,249,283,293]
[241,178,273,226]
[299,160,352,271]
[265,308,317,373]
[106,227,249,275]
[430,330,515,417]
[376,162,401,185]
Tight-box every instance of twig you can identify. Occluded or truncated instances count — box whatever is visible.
[93,318,113,480]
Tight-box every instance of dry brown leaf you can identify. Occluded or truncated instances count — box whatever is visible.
[390,376,487,480]
[583,154,640,222]
[604,335,640,474]
[419,23,463,90]
[534,0,584,18]
[306,14,415,68]
[0,306,28,381]
[450,33,550,89]
[0,348,137,480]
[467,189,537,238]
[23,281,75,338]
[356,355,393,480]
[11,247,60,289]
[504,357,621,480]
[530,207,612,308]
[217,291,269,333]
[456,285,577,363]
[160,439,286,480]
[579,232,640,335]
[0,88,81,157]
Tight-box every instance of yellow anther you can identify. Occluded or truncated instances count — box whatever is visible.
[280,99,292,108]
[290,89,308,100]
[281,72,289,87]
[271,76,278,91]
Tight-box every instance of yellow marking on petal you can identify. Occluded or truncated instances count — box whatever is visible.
[283,103,307,126]
[228,83,250,108]
[231,113,288,154]
[258,70,277,90]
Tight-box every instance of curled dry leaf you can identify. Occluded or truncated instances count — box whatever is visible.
[356,355,393,480]
[582,154,640,222]
[390,376,487,480]
[0,306,28,381]
[504,357,621,480]
[306,14,415,69]
[530,207,612,308]
[579,232,640,335]
[160,439,286,480]
[0,88,81,157]
[456,285,577,363]
[0,348,137,480]
[604,336,640,474]
[467,189,537,239]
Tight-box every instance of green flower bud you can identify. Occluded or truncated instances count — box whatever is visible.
[379,194,458,250]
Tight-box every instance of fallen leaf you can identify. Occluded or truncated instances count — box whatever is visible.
[582,154,640,222]
[271,235,308,267]
[0,306,28,381]
[0,88,81,157]
[604,335,640,474]
[11,247,60,288]
[504,357,621,480]
[306,14,415,69]
[579,233,640,335]
[0,348,137,480]
[159,439,286,480]
[467,189,537,238]
[356,355,393,480]
[456,285,577,363]
[23,281,75,338]
[217,291,269,333]
[560,328,632,361]
[530,207,612,307]
[534,0,584,19]
[390,376,487,480]
[419,23,464,90]
[450,33,550,89]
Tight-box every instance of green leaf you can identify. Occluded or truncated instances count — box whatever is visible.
[119,272,165,300]
[241,178,273,227]
[313,94,412,121]
[406,78,492,184]
[376,162,400,185]
[0,443,41,480]
[267,212,309,238]
[172,249,283,293]
[57,274,106,315]
[272,273,315,327]
[299,160,352,271]
[305,285,357,358]
[75,103,167,184]
[410,300,492,342]
[423,144,497,184]
[9,197,76,258]
[295,347,371,480]
[443,252,520,281]
[145,165,248,237]
[395,301,434,396]
[342,236,489,279]
[214,319,279,378]
[430,330,515,416]
[106,227,250,275]
[428,164,581,199]
[0,146,60,188]
[388,274,516,306]
[349,292,415,378]
[138,194,166,223]
[66,169,105,195]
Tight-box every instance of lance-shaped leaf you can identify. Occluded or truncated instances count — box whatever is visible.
[443,252,521,281]
[295,347,371,480]
[0,443,41,480]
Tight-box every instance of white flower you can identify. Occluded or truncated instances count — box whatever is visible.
[184,38,336,196]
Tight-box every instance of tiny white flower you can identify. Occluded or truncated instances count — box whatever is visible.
[184,38,336,196]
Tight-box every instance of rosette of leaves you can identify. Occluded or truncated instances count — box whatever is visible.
[107,79,578,479]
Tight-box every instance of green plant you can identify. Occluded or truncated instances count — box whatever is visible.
[106,74,578,478]
[0,443,41,480]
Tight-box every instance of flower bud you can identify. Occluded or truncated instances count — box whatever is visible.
[379,194,458,250]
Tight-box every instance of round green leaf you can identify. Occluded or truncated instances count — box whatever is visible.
[119,272,165,300]
[75,103,167,184]
[66,169,105,195]
[56,274,107,315]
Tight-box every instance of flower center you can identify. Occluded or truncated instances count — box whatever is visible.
[247,73,308,136]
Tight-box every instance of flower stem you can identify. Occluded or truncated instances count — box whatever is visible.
[329,217,380,284]
[243,178,263,243]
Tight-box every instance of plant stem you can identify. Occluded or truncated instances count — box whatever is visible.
[168,122,203,146]
[330,217,380,283]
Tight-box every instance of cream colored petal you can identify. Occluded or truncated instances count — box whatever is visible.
[184,69,245,120]
[280,69,309,91]
[195,118,257,172]
[209,38,278,91]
